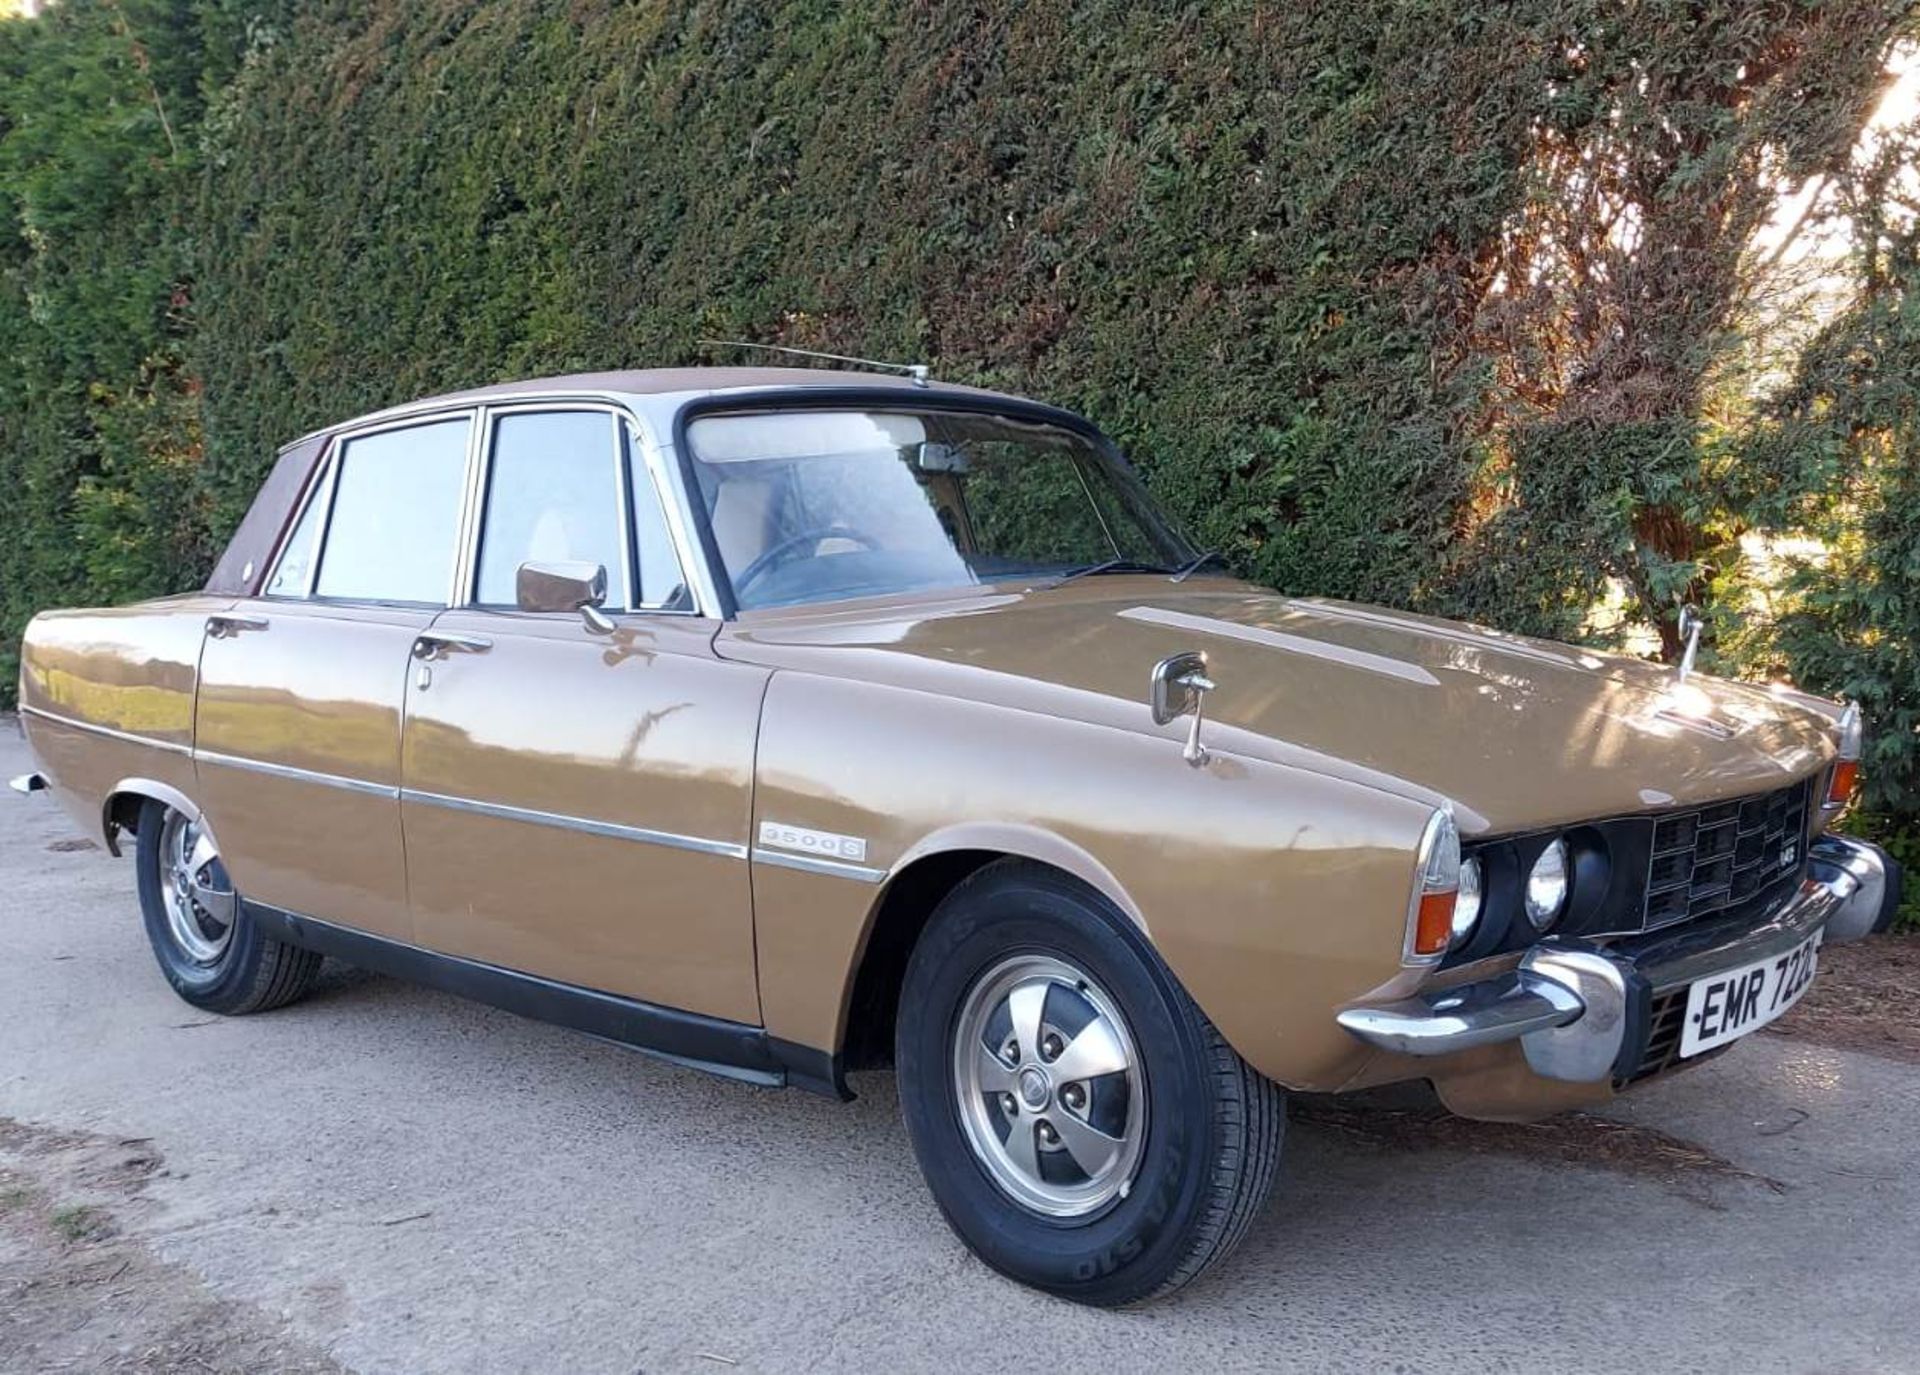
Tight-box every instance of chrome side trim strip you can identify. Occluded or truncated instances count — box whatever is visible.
[194,749,400,799]
[20,705,192,756]
[401,788,748,859]
[750,846,888,885]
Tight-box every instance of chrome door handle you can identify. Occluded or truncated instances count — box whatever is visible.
[206,613,269,639]
[411,632,493,660]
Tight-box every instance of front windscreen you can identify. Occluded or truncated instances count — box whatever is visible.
[685,408,1193,610]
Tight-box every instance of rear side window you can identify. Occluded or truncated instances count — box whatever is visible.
[264,475,325,597]
[313,417,471,604]
[475,411,628,607]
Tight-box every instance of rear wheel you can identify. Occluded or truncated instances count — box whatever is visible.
[896,860,1285,1306]
[135,798,321,1014]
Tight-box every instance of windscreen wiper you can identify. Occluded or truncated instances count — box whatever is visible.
[1169,550,1228,583]
[1053,558,1173,585]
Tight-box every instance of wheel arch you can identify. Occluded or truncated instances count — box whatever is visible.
[837,824,1147,1072]
[101,778,201,857]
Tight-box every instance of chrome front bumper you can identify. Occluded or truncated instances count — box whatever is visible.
[1336,834,1897,1085]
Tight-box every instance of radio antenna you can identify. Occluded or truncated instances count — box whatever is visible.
[700,339,931,387]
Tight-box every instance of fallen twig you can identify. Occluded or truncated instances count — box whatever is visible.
[377,1210,433,1227]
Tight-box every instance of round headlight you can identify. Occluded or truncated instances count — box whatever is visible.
[1450,855,1484,949]
[1525,839,1571,931]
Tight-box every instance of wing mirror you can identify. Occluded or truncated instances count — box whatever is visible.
[916,442,971,474]
[1150,650,1216,767]
[517,560,615,633]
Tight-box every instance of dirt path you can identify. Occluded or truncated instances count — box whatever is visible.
[0,1120,341,1374]
[1771,929,1920,1063]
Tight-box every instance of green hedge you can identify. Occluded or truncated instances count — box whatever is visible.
[3,2,1917,869]
[0,0,281,692]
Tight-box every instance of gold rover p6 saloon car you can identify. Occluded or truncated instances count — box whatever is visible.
[12,368,1903,1304]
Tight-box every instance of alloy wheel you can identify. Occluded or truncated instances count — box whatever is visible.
[156,809,236,966]
[951,953,1147,1218]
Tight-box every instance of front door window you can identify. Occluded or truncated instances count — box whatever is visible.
[475,411,630,608]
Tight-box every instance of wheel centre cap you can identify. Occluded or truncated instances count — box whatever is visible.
[1018,1066,1051,1110]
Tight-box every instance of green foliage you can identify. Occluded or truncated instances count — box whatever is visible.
[1740,115,1920,840]
[2,0,1918,885]
[0,0,285,696]
[1843,813,1920,931]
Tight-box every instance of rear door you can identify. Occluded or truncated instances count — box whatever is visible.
[193,412,477,942]
[398,406,767,1024]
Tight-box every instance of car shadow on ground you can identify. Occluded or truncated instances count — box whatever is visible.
[283,959,1819,1305]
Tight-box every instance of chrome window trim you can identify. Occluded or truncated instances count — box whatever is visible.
[624,394,729,618]
[269,388,725,619]
[612,409,638,610]
[280,388,704,452]
[193,749,400,799]
[452,399,700,616]
[261,437,340,601]
[265,408,480,608]
[462,401,636,612]
[401,788,747,859]
[20,704,192,757]
[620,415,702,613]
[303,451,344,600]
[450,404,492,609]
[749,846,889,885]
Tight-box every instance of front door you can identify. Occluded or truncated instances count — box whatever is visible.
[194,411,477,941]
[398,407,767,1024]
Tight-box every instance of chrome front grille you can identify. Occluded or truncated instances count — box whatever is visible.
[1641,780,1811,931]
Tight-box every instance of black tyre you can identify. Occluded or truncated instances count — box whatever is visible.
[896,859,1284,1306]
[134,798,322,1015]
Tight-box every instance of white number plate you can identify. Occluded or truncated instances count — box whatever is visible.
[1679,929,1822,1059]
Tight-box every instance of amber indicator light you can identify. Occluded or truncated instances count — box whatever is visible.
[1825,758,1859,809]
[1413,890,1458,957]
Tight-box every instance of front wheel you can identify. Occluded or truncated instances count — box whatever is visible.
[135,798,322,1015]
[896,860,1285,1306]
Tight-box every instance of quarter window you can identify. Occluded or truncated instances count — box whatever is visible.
[264,472,326,597]
[626,423,691,610]
[312,417,472,604]
[476,411,628,608]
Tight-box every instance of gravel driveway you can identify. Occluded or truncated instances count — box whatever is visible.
[3,719,1916,1373]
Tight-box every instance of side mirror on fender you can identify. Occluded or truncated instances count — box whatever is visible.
[517,560,614,633]
[1149,650,1216,767]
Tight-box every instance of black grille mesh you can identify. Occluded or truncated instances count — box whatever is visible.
[1624,987,1741,1084]
[1641,780,1810,931]
[1629,987,1689,1082]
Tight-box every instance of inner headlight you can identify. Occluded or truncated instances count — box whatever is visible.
[1525,839,1570,931]
[1450,855,1484,949]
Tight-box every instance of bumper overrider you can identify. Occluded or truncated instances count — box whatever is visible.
[1337,835,1901,1085]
